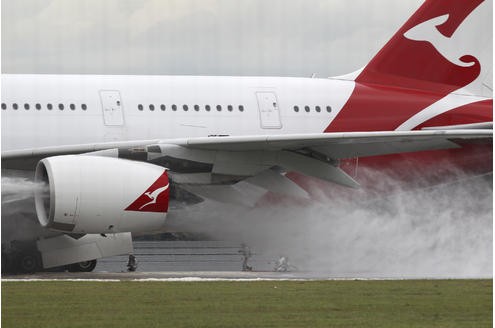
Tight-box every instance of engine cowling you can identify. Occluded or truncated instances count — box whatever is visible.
[34,155,169,234]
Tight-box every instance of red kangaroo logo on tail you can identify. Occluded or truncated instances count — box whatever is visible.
[326,0,485,133]
[125,171,170,213]
[404,14,477,68]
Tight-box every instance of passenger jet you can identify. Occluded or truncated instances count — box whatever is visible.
[1,0,492,273]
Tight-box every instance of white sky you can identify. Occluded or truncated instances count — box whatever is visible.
[2,0,424,77]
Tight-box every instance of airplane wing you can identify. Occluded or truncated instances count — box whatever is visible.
[3,129,492,188]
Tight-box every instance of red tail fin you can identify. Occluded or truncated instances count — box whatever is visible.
[357,0,483,94]
[326,0,491,132]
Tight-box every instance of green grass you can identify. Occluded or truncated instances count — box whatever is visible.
[2,280,492,328]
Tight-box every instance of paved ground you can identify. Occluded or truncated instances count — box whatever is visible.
[3,241,490,281]
[2,271,327,281]
[4,270,488,281]
[94,240,261,273]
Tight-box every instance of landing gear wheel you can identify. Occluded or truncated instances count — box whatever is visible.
[18,253,41,273]
[68,259,97,272]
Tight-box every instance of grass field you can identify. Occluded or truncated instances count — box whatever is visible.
[2,279,492,328]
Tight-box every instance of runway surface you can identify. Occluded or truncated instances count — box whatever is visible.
[3,241,491,281]
[3,270,489,282]
[1,271,328,281]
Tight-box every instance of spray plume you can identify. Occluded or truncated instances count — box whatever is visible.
[168,168,492,278]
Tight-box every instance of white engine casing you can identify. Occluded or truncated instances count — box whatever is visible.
[34,155,169,234]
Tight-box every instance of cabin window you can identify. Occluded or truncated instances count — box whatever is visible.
[24,103,30,110]
[13,103,18,110]
[70,104,75,110]
[194,105,200,111]
[183,105,189,111]
[47,104,53,110]
[59,104,64,110]
[82,104,87,111]
[227,105,233,112]
[1,103,6,110]
[304,106,310,113]
[315,106,321,113]
[138,104,143,111]
[36,103,41,110]
[205,105,211,112]
[239,105,244,112]
[294,106,299,112]
[172,104,177,111]
[326,106,332,113]
[160,104,166,111]
[216,105,222,111]
[149,104,155,111]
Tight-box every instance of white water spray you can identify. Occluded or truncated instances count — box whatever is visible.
[1,177,48,205]
[168,170,492,278]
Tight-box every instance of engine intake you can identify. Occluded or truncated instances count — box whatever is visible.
[34,155,169,234]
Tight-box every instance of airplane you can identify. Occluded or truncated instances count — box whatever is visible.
[1,0,492,273]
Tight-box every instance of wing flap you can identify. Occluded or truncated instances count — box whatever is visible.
[310,138,458,159]
[277,151,359,188]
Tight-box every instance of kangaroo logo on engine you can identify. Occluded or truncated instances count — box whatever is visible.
[125,171,170,213]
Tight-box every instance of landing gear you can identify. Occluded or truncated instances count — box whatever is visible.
[2,242,42,274]
[17,252,42,273]
[127,254,138,272]
[67,260,97,272]
[239,243,252,272]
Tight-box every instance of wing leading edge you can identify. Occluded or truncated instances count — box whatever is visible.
[3,129,492,188]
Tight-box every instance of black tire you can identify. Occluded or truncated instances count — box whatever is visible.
[67,259,97,272]
[17,252,41,273]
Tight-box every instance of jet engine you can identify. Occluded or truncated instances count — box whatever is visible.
[34,155,169,234]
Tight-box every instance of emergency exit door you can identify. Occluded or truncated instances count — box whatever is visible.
[100,90,124,126]
[256,92,282,129]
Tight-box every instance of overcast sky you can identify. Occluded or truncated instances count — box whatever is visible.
[2,0,424,77]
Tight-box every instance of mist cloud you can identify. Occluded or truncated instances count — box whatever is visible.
[167,169,493,278]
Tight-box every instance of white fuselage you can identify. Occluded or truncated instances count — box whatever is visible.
[2,74,355,151]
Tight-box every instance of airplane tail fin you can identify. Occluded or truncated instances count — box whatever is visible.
[326,0,492,132]
[355,0,491,97]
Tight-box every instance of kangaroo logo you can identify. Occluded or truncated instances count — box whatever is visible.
[404,14,476,68]
[138,184,169,210]
[125,171,170,213]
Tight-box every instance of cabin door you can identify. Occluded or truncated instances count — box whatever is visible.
[100,90,124,126]
[256,92,282,129]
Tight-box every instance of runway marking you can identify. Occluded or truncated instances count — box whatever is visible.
[2,279,122,282]
[4,277,488,282]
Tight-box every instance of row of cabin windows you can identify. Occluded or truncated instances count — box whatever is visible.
[138,104,245,112]
[294,105,332,113]
[1,103,87,111]
[136,104,332,113]
[2,102,332,114]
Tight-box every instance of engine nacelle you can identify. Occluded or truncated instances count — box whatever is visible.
[34,155,169,234]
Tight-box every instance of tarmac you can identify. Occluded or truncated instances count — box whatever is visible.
[3,270,488,281]
[3,240,490,281]
[1,271,329,281]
